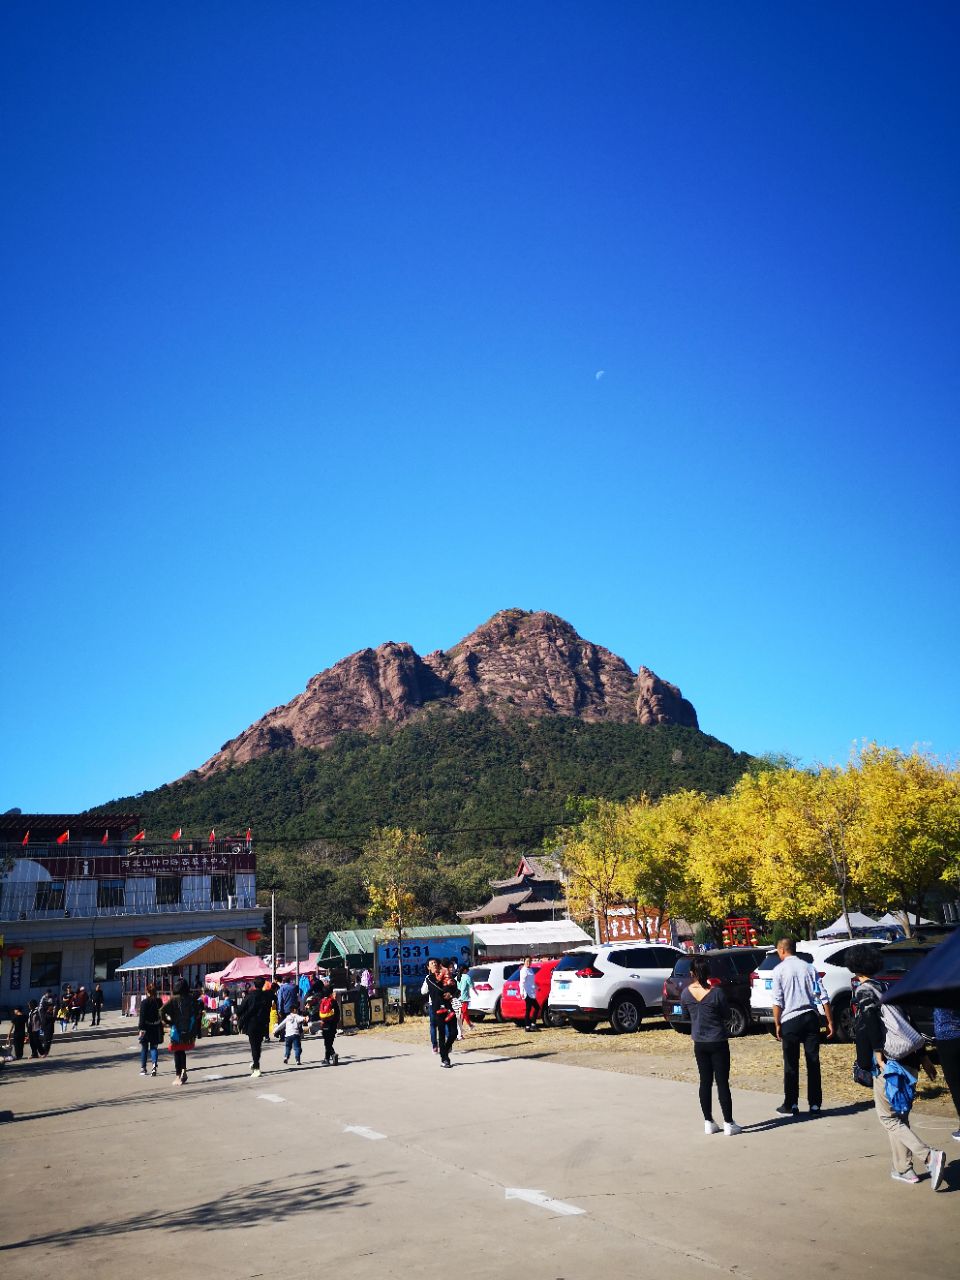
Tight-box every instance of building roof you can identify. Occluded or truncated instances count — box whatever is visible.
[468,919,592,952]
[517,898,568,913]
[0,813,142,839]
[489,854,562,890]
[457,889,532,921]
[116,935,250,972]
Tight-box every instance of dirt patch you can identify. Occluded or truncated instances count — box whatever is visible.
[371,1013,956,1114]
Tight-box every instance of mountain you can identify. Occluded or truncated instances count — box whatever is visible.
[194,608,699,778]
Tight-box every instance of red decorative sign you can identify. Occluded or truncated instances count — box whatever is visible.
[133,937,151,949]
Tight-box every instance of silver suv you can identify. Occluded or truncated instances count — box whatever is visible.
[548,941,684,1033]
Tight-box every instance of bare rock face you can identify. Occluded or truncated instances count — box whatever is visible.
[195,609,699,776]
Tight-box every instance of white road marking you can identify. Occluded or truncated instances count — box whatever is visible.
[343,1125,387,1140]
[505,1187,585,1216]
[257,1093,287,1104]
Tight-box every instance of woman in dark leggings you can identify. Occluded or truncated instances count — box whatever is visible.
[161,978,198,1086]
[680,957,741,1137]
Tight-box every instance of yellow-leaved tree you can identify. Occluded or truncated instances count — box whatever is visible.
[555,798,637,937]
[850,744,960,935]
[621,790,709,937]
[364,826,430,1020]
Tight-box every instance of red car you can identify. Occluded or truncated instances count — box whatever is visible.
[499,960,563,1027]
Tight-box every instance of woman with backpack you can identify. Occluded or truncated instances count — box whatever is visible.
[317,985,340,1065]
[849,945,946,1189]
[161,978,198,1086]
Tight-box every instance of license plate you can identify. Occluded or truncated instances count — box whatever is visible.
[672,1004,683,1016]
[764,979,772,990]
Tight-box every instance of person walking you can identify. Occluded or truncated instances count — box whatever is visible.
[237,976,273,1077]
[90,984,104,1026]
[318,985,340,1065]
[276,1008,308,1065]
[771,937,833,1116]
[932,1005,960,1144]
[426,958,458,1067]
[849,945,946,1189]
[56,996,70,1034]
[38,991,55,1056]
[519,958,539,1032]
[276,975,300,1018]
[681,956,742,1136]
[138,982,164,1077]
[26,1000,44,1058]
[456,968,475,1038]
[77,986,89,1023]
[7,1003,27,1060]
[218,989,235,1036]
[161,979,198,1086]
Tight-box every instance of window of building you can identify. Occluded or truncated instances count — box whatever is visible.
[211,873,236,904]
[34,880,65,912]
[155,876,181,907]
[93,947,125,982]
[30,950,62,988]
[97,878,126,909]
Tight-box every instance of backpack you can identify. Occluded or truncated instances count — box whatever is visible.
[319,996,336,1020]
[880,1002,926,1061]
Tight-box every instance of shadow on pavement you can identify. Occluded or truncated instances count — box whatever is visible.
[0,1166,368,1252]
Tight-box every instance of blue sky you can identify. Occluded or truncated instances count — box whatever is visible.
[2,2,958,813]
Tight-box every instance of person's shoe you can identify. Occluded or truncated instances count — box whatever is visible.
[295,1059,301,1066]
[151,1065,157,1077]
[251,1067,261,1078]
[704,1120,721,1135]
[890,1170,920,1185]
[927,1149,946,1191]
[809,1105,821,1116]
[283,1058,289,1065]
[724,1122,743,1136]
[441,1059,452,1068]
[775,1104,799,1117]
[432,1045,439,1053]
[180,1072,188,1085]
[333,1053,338,1065]
[139,1068,147,1076]
[951,1128,960,1142]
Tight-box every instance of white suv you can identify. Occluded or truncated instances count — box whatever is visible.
[548,942,684,1033]
[466,962,521,1021]
[749,938,889,1042]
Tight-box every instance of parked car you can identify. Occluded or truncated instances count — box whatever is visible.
[662,948,769,1037]
[749,938,889,1042]
[466,962,521,1021]
[500,960,563,1027]
[851,933,951,1041]
[547,941,685,1034]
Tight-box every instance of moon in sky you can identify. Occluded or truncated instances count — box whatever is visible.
[595,370,605,380]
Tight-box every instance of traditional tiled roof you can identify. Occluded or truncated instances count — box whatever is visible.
[457,889,533,921]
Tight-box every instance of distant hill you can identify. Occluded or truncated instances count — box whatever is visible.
[102,710,752,856]
[192,608,700,778]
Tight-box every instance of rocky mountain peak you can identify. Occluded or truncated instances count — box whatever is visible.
[192,610,699,777]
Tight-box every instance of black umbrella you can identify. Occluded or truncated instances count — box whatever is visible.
[881,930,960,1011]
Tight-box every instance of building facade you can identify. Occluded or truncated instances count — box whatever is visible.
[0,814,264,1011]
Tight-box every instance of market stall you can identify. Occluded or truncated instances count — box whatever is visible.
[116,935,251,1016]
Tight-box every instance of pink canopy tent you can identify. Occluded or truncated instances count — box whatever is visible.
[205,954,272,986]
[275,951,325,978]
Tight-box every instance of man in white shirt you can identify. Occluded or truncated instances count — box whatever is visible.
[771,937,834,1116]
[519,958,539,1032]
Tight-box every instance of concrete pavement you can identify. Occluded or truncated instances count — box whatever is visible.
[0,1023,957,1278]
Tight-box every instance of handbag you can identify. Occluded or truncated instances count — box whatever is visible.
[880,1003,925,1060]
[851,1061,874,1088]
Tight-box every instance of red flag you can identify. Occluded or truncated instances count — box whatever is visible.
[209,828,216,844]
[22,830,30,846]
[245,827,252,843]
[56,830,69,844]
[171,827,182,841]
[132,830,146,843]
[101,829,109,846]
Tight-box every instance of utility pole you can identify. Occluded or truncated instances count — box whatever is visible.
[270,890,276,985]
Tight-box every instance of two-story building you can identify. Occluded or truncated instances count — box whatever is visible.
[0,813,264,1011]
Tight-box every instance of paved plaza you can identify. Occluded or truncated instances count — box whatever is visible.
[1,1024,957,1278]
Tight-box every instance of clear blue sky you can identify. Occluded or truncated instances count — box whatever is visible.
[2,2,958,813]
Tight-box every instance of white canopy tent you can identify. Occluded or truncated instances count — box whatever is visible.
[875,911,936,929]
[468,919,592,959]
[816,911,880,937]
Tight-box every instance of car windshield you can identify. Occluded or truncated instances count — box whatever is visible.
[756,950,813,971]
[879,950,930,977]
[555,952,596,972]
[469,968,489,982]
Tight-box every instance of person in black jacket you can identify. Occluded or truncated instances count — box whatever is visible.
[161,979,198,1086]
[317,985,340,1065]
[426,959,458,1067]
[138,983,164,1076]
[237,976,273,1077]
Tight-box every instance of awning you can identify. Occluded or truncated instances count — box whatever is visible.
[875,911,936,928]
[468,919,592,958]
[207,954,273,985]
[116,935,250,972]
[815,912,879,937]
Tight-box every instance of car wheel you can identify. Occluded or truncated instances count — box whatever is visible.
[724,1003,749,1038]
[609,995,643,1034]
[571,1021,597,1034]
[542,1006,564,1029]
[832,996,854,1043]
[494,999,504,1023]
